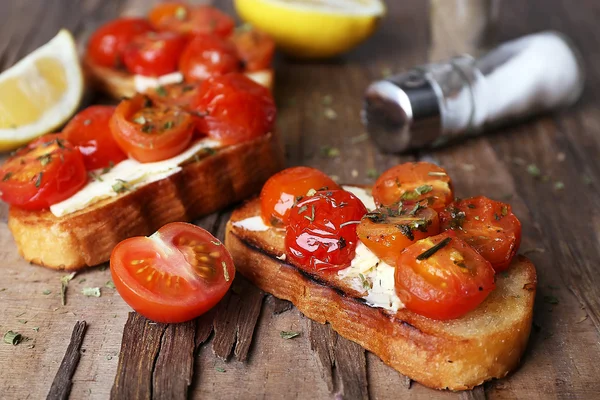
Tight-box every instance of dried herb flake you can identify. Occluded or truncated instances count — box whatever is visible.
[82,287,101,297]
[416,237,452,260]
[280,331,301,339]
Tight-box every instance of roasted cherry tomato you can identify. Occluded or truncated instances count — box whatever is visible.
[286,190,367,272]
[192,73,276,144]
[357,200,440,265]
[63,105,127,170]
[395,231,496,320]
[148,3,235,37]
[260,167,341,226]
[110,94,194,163]
[179,34,241,82]
[232,27,275,72]
[439,196,522,272]
[123,31,187,76]
[146,82,202,110]
[0,134,87,210]
[373,162,454,212]
[87,18,154,68]
[110,222,235,323]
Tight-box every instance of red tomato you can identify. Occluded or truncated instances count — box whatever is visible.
[373,162,454,212]
[179,34,241,82]
[439,196,522,272]
[148,3,235,38]
[232,28,275,71]
[192,73,276,145]
[357,201,440,265]
[260,167,341,226]
[286,190,367,272]
[0,134,87,210]
[395,231,496,320]
[110,222,235,323]
[63,105,127,170]
[146,82,202,110]
[87,18,154,68]
[110,94,194,163]
[123,31,187,76]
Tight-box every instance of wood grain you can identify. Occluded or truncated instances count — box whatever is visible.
[47,321,87,400]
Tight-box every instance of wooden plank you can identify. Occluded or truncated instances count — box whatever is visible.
[47,321,88,400]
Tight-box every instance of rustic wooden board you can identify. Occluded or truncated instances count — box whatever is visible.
[1,0,600,399]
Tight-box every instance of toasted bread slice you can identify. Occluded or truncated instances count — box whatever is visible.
[8,132,283,271]
[225,197,537,391]
[83,55,274,99]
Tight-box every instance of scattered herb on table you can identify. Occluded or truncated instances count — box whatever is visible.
[215,367,226,373]
[82,287,101,297]
[105,281,116,289]
[320,146,340,158]
[3,330,22,345]
[553,181,565,190]
[366,168,379,179]
[350,133,369,144]
[323,108,337,120]
[416,237,452,260]
[61,272,76,306]
[544,295,559,305]
[42,289,51,295]
[280,331,301,340]
[526,164,541,177]
[322,95,333,106]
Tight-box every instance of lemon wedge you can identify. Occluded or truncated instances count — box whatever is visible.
[0,29,83,151]
[234,0,386,59]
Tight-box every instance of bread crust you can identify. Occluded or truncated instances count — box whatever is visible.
[225,198,537,391]
[8,132,283,270]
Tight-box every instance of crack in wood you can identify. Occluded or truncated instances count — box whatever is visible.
[47,320,87,400]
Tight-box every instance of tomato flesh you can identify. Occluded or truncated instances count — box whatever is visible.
[232,27,275,72]
[63,105,127,170]
[439,196,522,272]
[286,190,367,272]
[373,162,454,212]
[148,3,235,38]
[260,167,340,226]
[0,134,87,210]
[110,222,234,323]
[395,231,496,320]
[146,82,201,110]
[123,31,187,76]
[179,34,241,82]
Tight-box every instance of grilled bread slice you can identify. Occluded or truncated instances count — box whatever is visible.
[8,132,282,271]
[225,197,537,391]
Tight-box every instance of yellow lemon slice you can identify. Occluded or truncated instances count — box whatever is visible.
[234,0,386,59]
[0,29,83,152]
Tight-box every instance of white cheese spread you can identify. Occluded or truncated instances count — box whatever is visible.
[232,216,270,232]
[342,185,376,211]
[133,72,184,93]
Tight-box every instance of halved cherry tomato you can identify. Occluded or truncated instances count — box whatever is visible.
[395,231,496,320]
[191,73,276,145]
[148,3,235,38]
[179,34,241,82]
[373,162,454,212]
[0,134,87,210]
[87,18,154,68]
[123,31,187,76]
[146,82,201,110]
[110,94,194,163]
[231,27,275,72]
[357,200,440,264]
[260,167,341,226]
[286,190,367,272]
[110,222,235,323]
[439,196,522,272]
[63,105,127,170]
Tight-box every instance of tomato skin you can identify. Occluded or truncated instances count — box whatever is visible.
[110,94,194,163]
[232,28,275,71]
[260,167,340,226]
[87,18,154,68]
[373,162,454,212]
[110,222,235,323]
[123,31,187,76]
[286,190,367,272]
[0,134,87,210]
[179,34,241,82]
[148,3,235,38]
[146,82,202,110]
[395,231,496,320]
[439,196,522,272]
[192,73,276,145]
[63,106,127,170]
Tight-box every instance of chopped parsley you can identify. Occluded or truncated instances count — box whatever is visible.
[34,172,43,188]
[82,287,101,297]
[320,146,340,158]
[38,154,52,166]
[155,86,167,97]
[280,331,300,340]
[416,237,452,260]
[527,164,541,177]
[112,179,131,193]
[3,330,22,345]
[359,273,371,290]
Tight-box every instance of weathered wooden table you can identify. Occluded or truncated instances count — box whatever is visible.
[1,0,600,399]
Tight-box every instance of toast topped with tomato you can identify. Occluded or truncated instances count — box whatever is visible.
[225,165,537,390]
[84,3,274,98]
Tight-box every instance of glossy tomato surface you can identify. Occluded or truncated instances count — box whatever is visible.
[179,34,241,82]
[395,231,496,320]
[0,134,87,210]
[63,105,127,170]
[146,82,201,110]
[192,73,276,145]
[439,196,522,272]
[110,94,194,162]
[123,31,187,76]
[111,222,235,323]
[260,167,340,226]
[232,27,275,71]
[373,162,454,212]
[286,190,367,272]
[148,3,234,37]
[87,18,154,68]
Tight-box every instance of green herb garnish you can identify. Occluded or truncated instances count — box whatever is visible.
[38,154,52,166]
[155,86,167,97]
[554,181,565,190]
[105,281,116,289]
[60,272,76,306]
[366,169,379,179]
[359,273,371,290]
[215,367,226,373]
[112,179,130,193]
[222,261,230,282]
[544,295,559,305]
[3,331,22,345]
[82,287,101,297]
[320,146,340,158]
[416,237,452,260]
[42,289,51,295]
[163,121,174,130]
[34,172,43,188]
[527,164,541,177]
[501,206,508,216]
[280,331,301,340]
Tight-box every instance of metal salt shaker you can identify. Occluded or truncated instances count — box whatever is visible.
[362,31,585,153]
